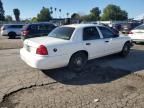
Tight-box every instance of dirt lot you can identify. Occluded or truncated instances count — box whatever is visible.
[0,37,144,108]
[0,36,23,50]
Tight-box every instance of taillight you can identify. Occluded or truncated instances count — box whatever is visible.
[128,31,133,34]
[22,30,29,36]
[36,45,48,55]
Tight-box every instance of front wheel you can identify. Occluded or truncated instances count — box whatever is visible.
[8,32,16,39]
[120,43,130,57]
[69,52,88,72]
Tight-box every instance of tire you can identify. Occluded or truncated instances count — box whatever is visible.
[8,32,16,39]
[120,42,130,57]
[69,52,88,72]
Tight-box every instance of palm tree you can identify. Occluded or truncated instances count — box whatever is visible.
[66,12,69,18]
[59,9,61,18]
[50,7,53,14]
[13,8,20,22]
[54,8,57,18]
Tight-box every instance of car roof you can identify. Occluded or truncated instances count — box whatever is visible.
[62,24,104,29]
[3,24,24,26]
[28,22,54,25]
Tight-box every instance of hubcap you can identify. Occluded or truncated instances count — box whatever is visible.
[123,45,129,55]
[75,57,83,66]
[124,46,128,52]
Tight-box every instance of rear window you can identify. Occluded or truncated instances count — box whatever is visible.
[48,27,75,40]
[22,25,29,30]
[22,24,33,30]
[134,25,144,30]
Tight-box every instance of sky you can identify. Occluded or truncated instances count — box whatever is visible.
[2,0,144,20]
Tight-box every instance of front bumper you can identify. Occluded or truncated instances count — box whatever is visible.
[20,48,69,70]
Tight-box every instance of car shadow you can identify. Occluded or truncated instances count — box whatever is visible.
[7,37,21,39]
[42,48,144,85]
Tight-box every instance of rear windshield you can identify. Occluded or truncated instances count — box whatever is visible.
[48,27,75,40]
[134,25,144,30]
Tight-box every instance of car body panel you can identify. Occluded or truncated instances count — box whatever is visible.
[0,24,24,37]
[21,23,56,40]
[128,25,144,42]
[20,24,131,70]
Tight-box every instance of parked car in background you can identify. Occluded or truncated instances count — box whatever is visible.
[1,24,24,39]
[99,23,119,35]
[21,22,57,40]
[20,24,132,71]
[112,24,122,31]
[121,23,141,34]
[128,24,144,42]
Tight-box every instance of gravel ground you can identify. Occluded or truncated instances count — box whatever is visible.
[0,37,144,108]
[0,36,23,50]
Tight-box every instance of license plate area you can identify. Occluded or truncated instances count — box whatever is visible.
[25,45,30,52]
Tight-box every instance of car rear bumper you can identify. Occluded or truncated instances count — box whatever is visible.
[20,48,69,70]
[1,31,8,36]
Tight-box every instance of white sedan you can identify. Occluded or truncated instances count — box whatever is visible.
[20,24,132,71]
[128,24,144,42]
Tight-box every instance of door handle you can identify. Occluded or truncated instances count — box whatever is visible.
[86,43,91,45]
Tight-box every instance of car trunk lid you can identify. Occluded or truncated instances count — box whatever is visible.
[24,36,69,54]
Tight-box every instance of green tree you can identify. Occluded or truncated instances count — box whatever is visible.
[0,0,5,21]
[101,4,128,21]
[89,7,101,21]
[79,7,101,22]
[31,17,38,22]
[13,8,20,21]
[37,7,52,22]
[80,15,91,22]
[5,15,13,22]
[71,13,80,20]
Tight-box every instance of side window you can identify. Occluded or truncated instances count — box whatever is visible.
[99,27,115,38]
[83,27,100,40]
[39,24,55,31]
[9,25,23,28]
[38,24,49,30]
[8,25,16,28]
[31,25,38,30]
[18,25,24,28]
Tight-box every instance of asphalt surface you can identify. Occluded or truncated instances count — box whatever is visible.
[0,37,144,108]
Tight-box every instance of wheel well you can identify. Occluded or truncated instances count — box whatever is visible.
[70,50,88,61]
[8,32,16,36]
[125,41,131,44]
[124,41,131,47]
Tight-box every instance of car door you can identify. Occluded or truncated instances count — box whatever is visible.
[9,25,22,35]
[38,24,45,36]
[16,25,24,35]
[82,26,106,59]
[98,26,122,55]
[43,24,52,36]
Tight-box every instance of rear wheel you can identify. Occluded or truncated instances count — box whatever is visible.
[120,42,130,57]
[69,52,88,72]
[8,32,16,39]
